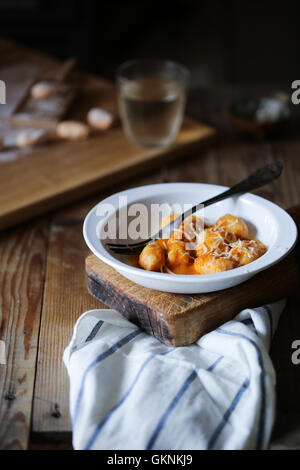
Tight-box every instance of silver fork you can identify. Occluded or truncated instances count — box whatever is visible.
[105,161,283,254]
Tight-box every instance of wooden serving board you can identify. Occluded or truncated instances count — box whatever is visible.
[86,252,298,346]
[86,205,300,346]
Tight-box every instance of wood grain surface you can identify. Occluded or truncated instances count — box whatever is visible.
[30,139,300,447]
[0,38,300,449]
[32,209,101,433]
[0,220,48,449]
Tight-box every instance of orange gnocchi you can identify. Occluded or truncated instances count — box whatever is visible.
[229,239,266,266]
[166,239,192,268]
[195,228,236,257]
[214,214,249,239]
[194,254,236,274]
[137,214,267,275]
[138,240,166,272]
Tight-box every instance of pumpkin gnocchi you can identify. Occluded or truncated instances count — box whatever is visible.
[137,213,267,275]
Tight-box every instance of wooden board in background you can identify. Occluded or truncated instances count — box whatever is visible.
[0,38,216,231]
[10,58,78,130]
[0,118,215,231]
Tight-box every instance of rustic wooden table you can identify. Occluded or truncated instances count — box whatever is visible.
[0,39,299,450]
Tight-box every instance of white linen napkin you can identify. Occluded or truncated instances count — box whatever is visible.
[63,300,285,450]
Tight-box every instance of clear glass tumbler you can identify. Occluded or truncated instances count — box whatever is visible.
[116,59,189,148]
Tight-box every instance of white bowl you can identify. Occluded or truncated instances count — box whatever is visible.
[83,183,297,293]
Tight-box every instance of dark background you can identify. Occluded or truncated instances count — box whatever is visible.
[0,0,298,87]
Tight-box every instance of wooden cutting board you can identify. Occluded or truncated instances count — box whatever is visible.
[0,39,216,231]
[86,206,300,346]
[10,58,78,130]
[0,117,215,231]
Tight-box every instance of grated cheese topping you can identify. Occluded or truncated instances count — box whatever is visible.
[138,214,267,274]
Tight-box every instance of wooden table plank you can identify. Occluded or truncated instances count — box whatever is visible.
[32,205,103,433]
[0,220,49,449]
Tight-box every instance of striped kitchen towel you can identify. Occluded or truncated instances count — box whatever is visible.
[63,300,285,450]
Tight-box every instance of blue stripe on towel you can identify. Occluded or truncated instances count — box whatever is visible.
[146,355,224,450]
[215,328,266,450]
[72,329,141,426]
[262,305,273,338]
[207,378,249,449]
[146,368,199,450]
[85,320,104,342]
[85,347,176,450]
[207,355,224,371]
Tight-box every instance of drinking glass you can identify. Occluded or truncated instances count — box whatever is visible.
[116,59,189,148]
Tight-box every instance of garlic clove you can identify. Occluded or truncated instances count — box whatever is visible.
[87,108,114,130]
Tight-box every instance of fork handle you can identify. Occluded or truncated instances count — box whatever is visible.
[156,161,283,238]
